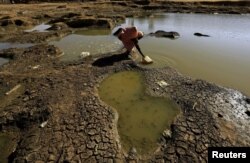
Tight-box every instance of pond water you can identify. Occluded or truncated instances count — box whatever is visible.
[0,58,8,66]
[51,29,121,61]
[98,71,180,154]
[0,43,33,66]
[127,13,250,97]
[52,13,250,96]
[0,133,16,163]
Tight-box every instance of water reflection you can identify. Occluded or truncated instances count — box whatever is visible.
[0,43,33,66]
[51,29,121,61]
[122,14,250,96]
[74,29,111,36]
[0,43,33,50]
[50,13,250,96]
[124,13,250,41]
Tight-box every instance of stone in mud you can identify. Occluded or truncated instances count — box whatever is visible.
[162,129,172,139]
[149,30,180,39]
[194,33,210,37]
[47,22,68,31]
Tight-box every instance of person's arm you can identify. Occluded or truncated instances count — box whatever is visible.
[132,38,145,58]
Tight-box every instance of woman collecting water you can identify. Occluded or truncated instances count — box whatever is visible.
[113,26,153,64]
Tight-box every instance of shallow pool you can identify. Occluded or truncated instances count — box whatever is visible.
[51,28,121,61]
[0,42,33,66]
[98,71,180,154]
[0,133,16,163]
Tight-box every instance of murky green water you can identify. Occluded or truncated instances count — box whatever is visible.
[0,133,15,163]
[98,71,179,154]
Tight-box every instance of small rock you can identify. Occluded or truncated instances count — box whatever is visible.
[23,96,29,102]
[176,147,186,155]
[162,129,172,139]
[32,65,40,69]
[80,52,90,59]
[40,121,48,128]
[48,154,56,161]
[128,147,137,157]
[194,32,210,37]
[81,150,93,159]
[178,126,187,132]
[86,141,96,149]
[88,129,96,136]
[156,80,169,87]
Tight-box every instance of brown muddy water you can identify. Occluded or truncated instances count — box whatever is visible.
[0,133,16,163]
[51,28,120,61]
[98,71,180,154]
[51,13,250,96]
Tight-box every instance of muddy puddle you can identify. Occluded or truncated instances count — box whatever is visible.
[98,71,180,154]
[0,43,33,66]
[51,29,121,61]
[0,42,33,52]
[0,84,24,111]
[0,133,16,163]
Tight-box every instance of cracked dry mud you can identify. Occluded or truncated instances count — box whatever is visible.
[0,44,249,163]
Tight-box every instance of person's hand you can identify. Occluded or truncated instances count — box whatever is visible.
[131,38,138,44]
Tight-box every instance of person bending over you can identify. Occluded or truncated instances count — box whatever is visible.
[113,26,145,58]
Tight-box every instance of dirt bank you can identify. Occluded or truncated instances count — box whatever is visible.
[0,1,250,43]
[0,1,250,163]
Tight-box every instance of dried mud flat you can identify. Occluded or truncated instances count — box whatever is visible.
[0,1,250,163]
